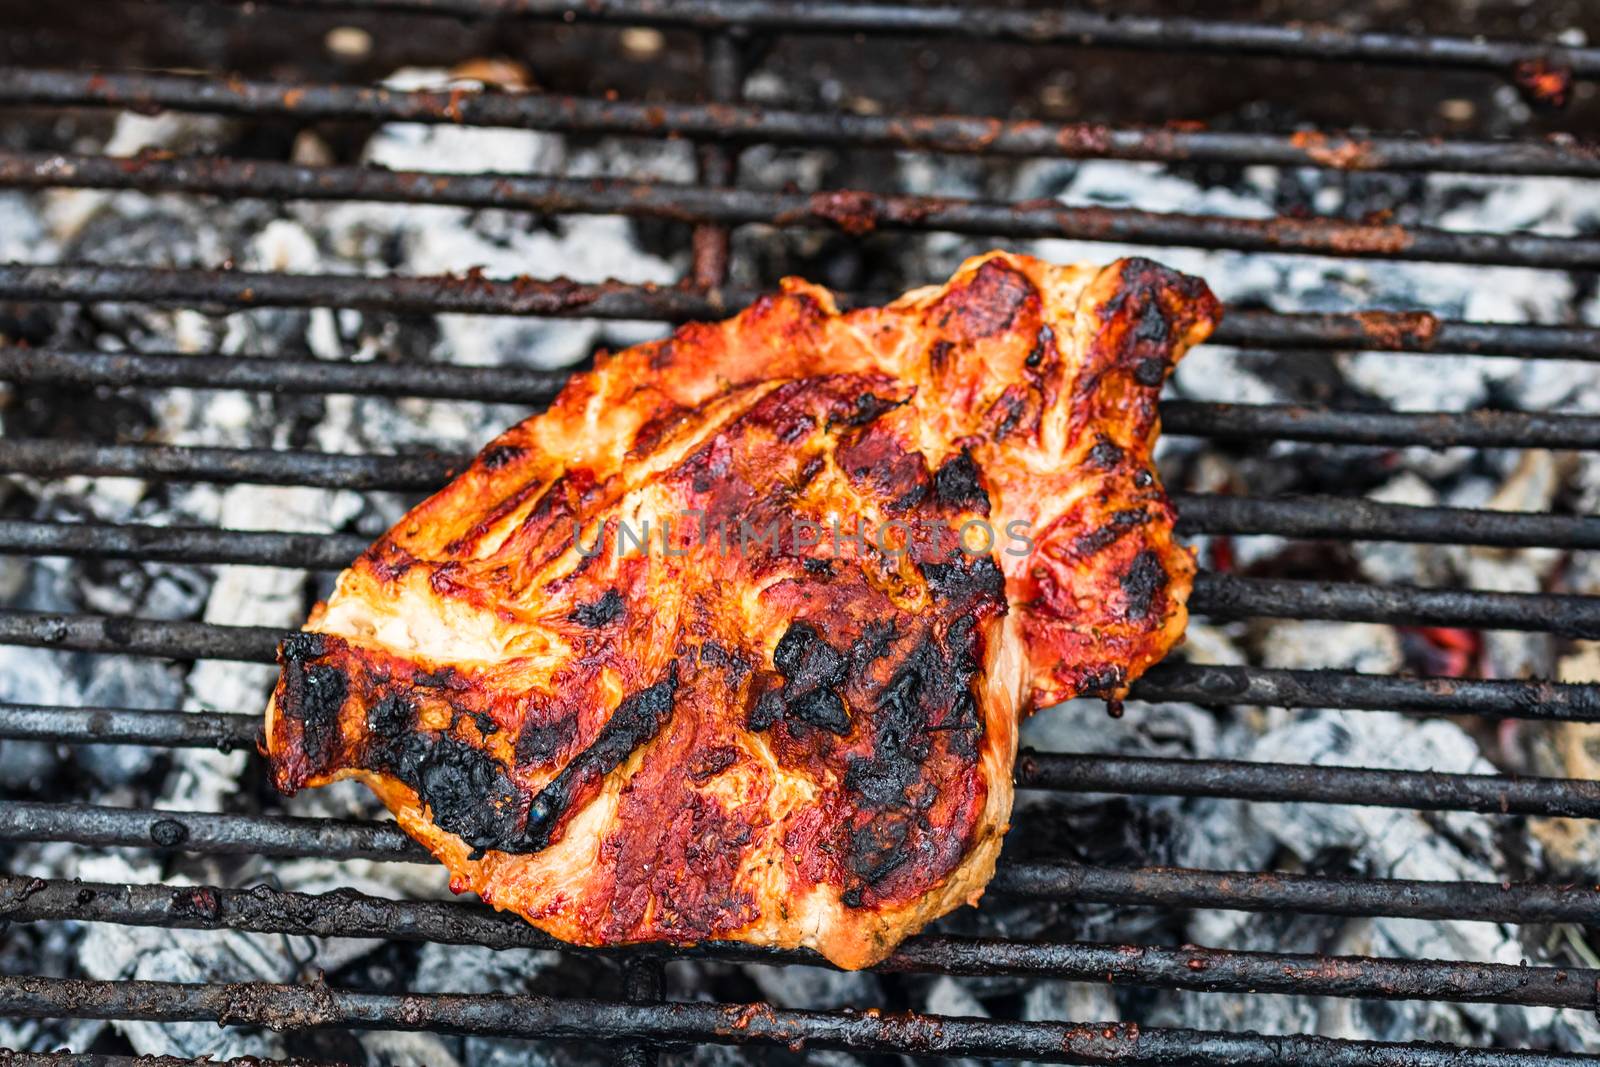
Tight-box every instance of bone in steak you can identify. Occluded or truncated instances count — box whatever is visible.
[263,251,1219,968]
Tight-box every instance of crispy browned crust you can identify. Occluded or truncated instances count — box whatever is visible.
[262,251,1219,969]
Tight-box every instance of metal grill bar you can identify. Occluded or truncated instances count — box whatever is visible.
[4,876,1598,1010]
[1192,573,1600,638]
[2,702,1593,818]
[0,614,1587,718]
[1162,402,1600,450]
[0,441,456,490]
[1173,494,1600,549]
[1135,663,1600,722]
[0,521,370,569]
[0,703,256,749]
[1,267,1593,361]
[1,501,1595,580]
[187,1,1600,81]
[0,576,1592,672]
[0,1054,342,1067]
[1019,752,1600,818]
[6,801,1600,925]
[18,351,1600,471]
[0,265,745,319]
[0,346,570,401]
[6,407,1595,489]
[0,801,422,859]
[7,152,1600,270]
[5,69,1597,177]
[6,975,1595,1067]
[25,349,1600,444]
[619,957,665,1067]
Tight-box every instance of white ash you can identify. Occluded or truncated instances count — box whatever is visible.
[4,60,1600,1062]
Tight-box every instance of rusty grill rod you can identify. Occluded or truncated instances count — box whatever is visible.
[7,974,1598,1067]
[4,403,1595,488]
[20,347,1600,424]
[8,152,1600,271]
[25,347,1600,438]
[5,876,1600,1010]
[5,69,1599,177]
[0,266,1593,360]
[1,702,1595,818]
[1,501,1593,578]
[11,802,1600,926]
[0,1055,342,1067]
[188,0,1600,81]
[0,574,1592,653]
[0,614,1586,719]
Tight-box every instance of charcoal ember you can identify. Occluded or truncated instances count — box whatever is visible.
[404,942,608,1067]
[745,963,880,1010]
[70,655,184,788]
[76,858,291,1061]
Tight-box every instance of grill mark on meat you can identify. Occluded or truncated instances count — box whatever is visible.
[570,589,624,628]
[842,609,989,903]
[1072,507,1151,557]
[933,258,1037,342]
[521,666,681,851]
[838,424,931,514]
[1120,549,1170,622]
[827,391,907,430]
[276,632,348,778]
[480,442,526,470]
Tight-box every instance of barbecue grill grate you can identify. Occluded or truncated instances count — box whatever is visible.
[6,2,1600,1064]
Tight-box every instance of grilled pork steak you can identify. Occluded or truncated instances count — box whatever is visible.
[263,251,1219,968]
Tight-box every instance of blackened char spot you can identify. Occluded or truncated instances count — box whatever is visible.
[802,557,836,579]
[773,621,846,690]
[570,589,624,628]
[791,687,850,734]
[933,450,989,515]
[845,616,987,812]
[1136,298,1169,342]
[515,715,578,767]
[413,667,459,689]
[1087,436,1123,469]
[747,684,785,732]
[277,632,347,773]
[829,391,905,430]
[364,695,527,860]
[480,443,525,470]
[1025,324,1053,368]
[521,667,680,851]
[1120,550,1170,622]
[851,817,913,885]
[1079,666,1128,697]
[753,622,853,736]
[1133,357,1168,386]
[919,555,1006,610]
[848,619,897,670]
